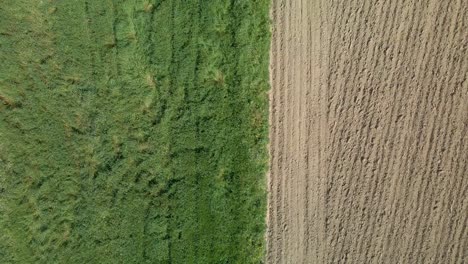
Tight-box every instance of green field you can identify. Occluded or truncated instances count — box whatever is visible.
[0,1,270,263]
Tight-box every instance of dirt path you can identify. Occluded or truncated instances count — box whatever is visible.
[268,0,467,263]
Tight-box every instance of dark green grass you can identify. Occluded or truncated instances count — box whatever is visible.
[0,1,270,263]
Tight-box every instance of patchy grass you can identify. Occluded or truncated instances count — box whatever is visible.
[0,0,270,263]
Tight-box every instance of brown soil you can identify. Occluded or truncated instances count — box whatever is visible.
[268,0,467,263]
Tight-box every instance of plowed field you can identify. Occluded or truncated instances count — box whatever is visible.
[268,0,467,263]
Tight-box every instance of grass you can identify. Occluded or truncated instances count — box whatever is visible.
[0,0,270,263]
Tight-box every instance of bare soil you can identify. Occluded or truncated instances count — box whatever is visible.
[268,0,467,263]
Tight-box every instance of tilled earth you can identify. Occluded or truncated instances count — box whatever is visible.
[268,0,467,263]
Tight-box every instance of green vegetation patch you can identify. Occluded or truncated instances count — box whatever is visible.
[0,0,270,263]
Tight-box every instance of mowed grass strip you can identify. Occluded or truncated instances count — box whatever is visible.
[0,0,270,263]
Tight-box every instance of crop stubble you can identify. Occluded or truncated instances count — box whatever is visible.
[268,0,467,263]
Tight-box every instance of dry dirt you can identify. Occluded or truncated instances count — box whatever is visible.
[267,0,468,263]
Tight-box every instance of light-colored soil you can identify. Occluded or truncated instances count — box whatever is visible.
[268,0,467,263]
